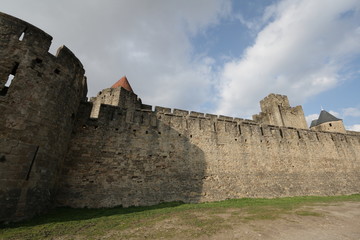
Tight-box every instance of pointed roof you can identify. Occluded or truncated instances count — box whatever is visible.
[310,119,318,128]
[310,110,342,127]
[111,76,133,92]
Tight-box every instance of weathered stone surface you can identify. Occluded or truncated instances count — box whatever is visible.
[57,106,360,208]
[0,12,87,222]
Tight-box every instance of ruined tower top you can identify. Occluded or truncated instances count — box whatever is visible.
[252,93,308,129]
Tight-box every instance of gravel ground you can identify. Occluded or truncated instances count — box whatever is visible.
[203,202,360,240]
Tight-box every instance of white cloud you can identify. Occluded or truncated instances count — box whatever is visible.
[342,107,360,117]
[216,0,360,117]
[329,110,341,118]
[1,0,231,111]
[347,124,360,131]
[235,14,259,30]
[305,114,319,127]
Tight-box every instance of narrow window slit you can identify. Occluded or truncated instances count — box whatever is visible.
[3,62,19,93]
[19,31,25,41]
[260,127,264,136]
[11,62,19,75]
[279,129,283,138]
[5,75,14,87]
[297,131,301,139]
[26,146,39,180]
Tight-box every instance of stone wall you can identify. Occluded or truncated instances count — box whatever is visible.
[56,104,360,208]
[0,12,87,222]
[312,121,346,134]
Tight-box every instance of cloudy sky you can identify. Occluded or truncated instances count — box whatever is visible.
[2,0,360,130]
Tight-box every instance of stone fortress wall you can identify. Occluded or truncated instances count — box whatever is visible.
[56,100,360,209]
[0,12,87,222]
[1,12,360,222]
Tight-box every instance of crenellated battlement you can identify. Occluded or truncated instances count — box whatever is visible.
[0,12,86,96]
[253,93,308,129]
[76,102,360,147]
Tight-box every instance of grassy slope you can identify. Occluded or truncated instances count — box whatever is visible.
[1,195,360,240]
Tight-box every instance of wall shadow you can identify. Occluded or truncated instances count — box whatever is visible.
[0,201,185,228]
[55,105,206,210]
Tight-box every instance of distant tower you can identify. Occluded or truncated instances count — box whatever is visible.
[310,110,346,133]
[90,76,142,118]
[252,93,307,129]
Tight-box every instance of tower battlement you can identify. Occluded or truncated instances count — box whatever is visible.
[253,93,307,129]
[0,12,86,96]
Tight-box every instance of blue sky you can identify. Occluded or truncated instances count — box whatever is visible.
[2,0,360,130]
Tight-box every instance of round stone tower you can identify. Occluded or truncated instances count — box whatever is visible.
[0,12,87,222]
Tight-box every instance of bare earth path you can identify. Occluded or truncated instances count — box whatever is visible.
[202,202,360,240]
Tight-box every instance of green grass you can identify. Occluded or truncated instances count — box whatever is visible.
[1,194,360,240]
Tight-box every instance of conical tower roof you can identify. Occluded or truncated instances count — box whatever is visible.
[311,110,341,127]
[111,76,133,92]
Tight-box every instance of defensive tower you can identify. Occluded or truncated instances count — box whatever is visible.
[0,12,87,221]
[89,76,145,118]
[253,93,307,129]
[310,110,346,133]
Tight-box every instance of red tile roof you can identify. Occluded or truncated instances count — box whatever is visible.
[111,76,133,92]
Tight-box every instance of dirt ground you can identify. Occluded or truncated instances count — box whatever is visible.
[201,202,360,240]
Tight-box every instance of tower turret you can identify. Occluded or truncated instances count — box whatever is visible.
[0,12,87,222]
[310,110,346,133]
[90,76,142,118]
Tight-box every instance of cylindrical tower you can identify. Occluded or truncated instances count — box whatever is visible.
[0,12,87,222]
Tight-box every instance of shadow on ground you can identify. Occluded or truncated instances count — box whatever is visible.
[0,201,184,229]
